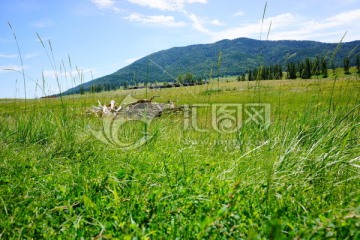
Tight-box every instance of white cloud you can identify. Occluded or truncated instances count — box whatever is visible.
[126,0,215,33]
[269,9,360,41]
[128,0,178,11]
[25,52,41,60]
[91,0,121,12]
[319,8,360,28]
[0,64,25,73]
[125,13,186,27]
[187,0,207,3]
[91,0,114,8]
[205,9,360,42]
[210,19,224,26]
[30,19,54,28]
[127,0,208,11]
[91,1,360,43]
[0,53,18,59]
[125,57,141,64]
[187,13,211,34]
[210,13,296,41]
[233,11,245,17]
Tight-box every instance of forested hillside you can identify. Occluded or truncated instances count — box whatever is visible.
[63,38,360,95]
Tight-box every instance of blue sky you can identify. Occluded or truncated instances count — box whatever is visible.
[1,0,360,98]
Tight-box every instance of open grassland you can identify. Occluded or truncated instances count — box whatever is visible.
[0,77,359,239]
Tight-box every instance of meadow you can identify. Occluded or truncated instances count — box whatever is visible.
[0,76,359,239]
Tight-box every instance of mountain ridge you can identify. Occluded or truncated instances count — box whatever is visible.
[63,37,360,95]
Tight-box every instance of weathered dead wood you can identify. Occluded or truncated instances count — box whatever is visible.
[87,96,178,119]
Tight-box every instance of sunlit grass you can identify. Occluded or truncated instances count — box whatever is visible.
[0,76,359,238]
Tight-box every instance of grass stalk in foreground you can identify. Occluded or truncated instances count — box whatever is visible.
[8,22,27,104]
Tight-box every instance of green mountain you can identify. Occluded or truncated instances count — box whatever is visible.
[63,37,360,95]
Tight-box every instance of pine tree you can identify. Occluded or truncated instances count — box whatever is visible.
[321,57,328,78]
[287,62,297,79]
[344,56,350,75]
[248,69,252,81]
[268,66,273,80]
[303,58,312,79]
[276,64,283,80]
[298,62,304,78]
[313,55,321,78]
[356,55,360,74]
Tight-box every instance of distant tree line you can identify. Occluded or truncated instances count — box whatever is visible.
[92,83,120,92]
[246,64,283,81]
[286,56,328,79]
[176,72,205,85]
[242,55,360,81]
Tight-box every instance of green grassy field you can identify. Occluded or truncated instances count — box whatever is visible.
[0,77,359,239]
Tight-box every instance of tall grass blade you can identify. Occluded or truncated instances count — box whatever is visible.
[8,22,27,103]
[259,1,267,41]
